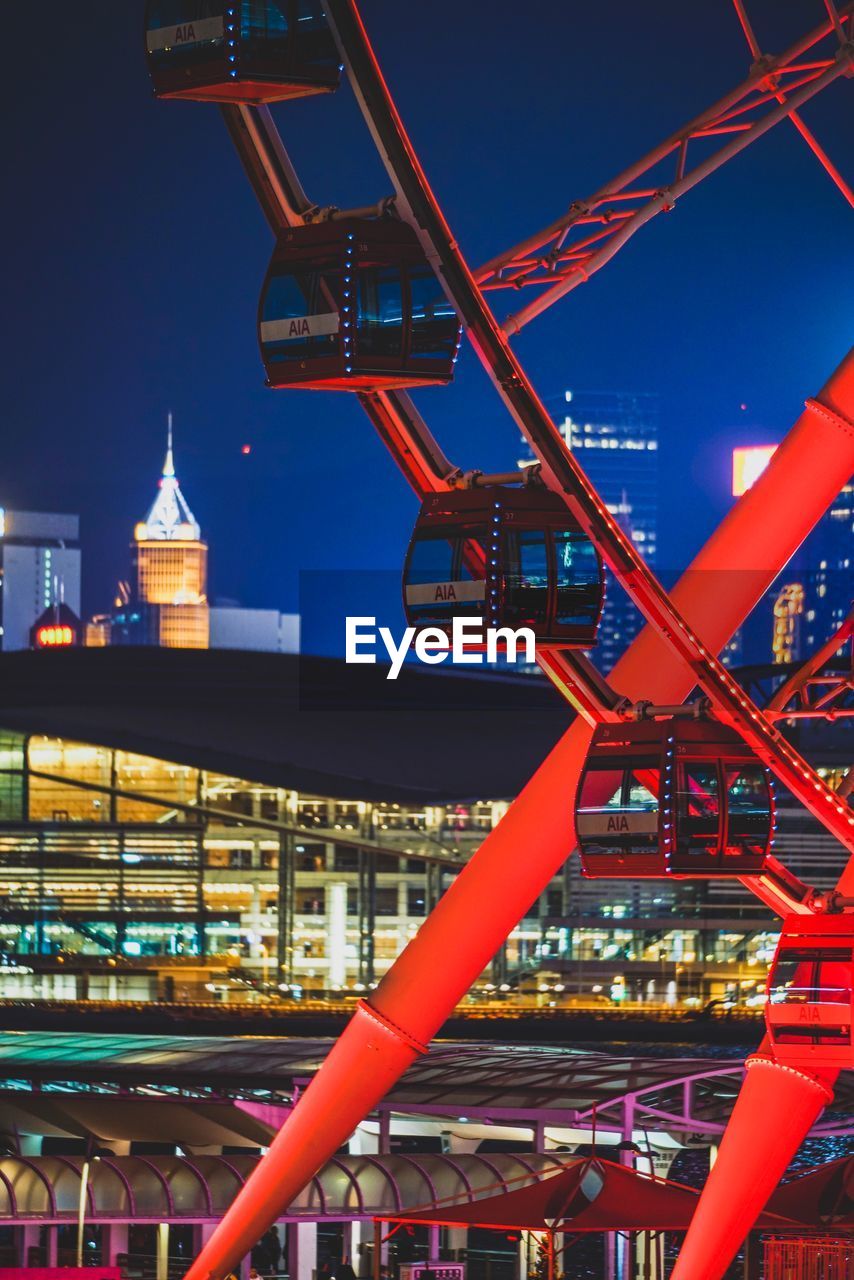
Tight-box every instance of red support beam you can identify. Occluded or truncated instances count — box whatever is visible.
[669,1057,836,1280]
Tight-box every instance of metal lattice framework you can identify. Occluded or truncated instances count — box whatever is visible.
[140,4,854,1277]
[767,605,854,723]
[764,1235,854,1279]
[477,2,854,334]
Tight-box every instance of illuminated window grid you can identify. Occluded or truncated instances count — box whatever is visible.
[158,602,210,650]
[136,541,207,605]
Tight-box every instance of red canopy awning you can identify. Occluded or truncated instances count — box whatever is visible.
[768,1157,854,1228]
[378,1158,793,1234]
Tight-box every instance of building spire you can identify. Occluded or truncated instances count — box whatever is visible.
[164,411,175,479]
[136,414,201,542]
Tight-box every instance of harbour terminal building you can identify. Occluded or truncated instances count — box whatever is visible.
[0,647,848,1007]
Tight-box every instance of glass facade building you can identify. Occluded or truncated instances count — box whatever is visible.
[0,722,846,1008]
[800,480,854,654]
[732,462,853,666]
[521,389,660,671]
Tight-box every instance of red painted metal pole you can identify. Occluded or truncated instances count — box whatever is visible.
[185,353,854,1280]
[185,1002,425,1280]
[669,1057,837,1280]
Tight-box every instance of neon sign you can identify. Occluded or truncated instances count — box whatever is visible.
[732,445,778,497]
[35,624,75,648]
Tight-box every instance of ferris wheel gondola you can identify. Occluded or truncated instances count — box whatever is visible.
[575,717,776,878]
[402,485,604,647]
[144,4,854,1277]
[766,913,854,1070]
[258,219,462,390]
[144,0,341,103]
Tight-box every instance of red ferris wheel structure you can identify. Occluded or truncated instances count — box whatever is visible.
[141,2,854,1276]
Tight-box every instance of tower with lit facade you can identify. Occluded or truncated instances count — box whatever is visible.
[729,446,853,662]
[0,510,82,651]
[127,419,209,649]
[800,480,854,653]
[521,389,660,671]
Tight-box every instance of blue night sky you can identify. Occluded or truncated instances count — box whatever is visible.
[3,1,851,642]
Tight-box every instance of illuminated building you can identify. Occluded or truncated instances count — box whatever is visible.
[129,418,209,649]
[0,647,846,1007]
[30,603,82,650]
[771,582,805,665]
[801,480,854,653]
[522,390,659,671]
[99,421,300,652]
[730,446,852,662]
[0,510,81,652]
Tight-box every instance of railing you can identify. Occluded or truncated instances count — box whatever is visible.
[764,1236,853,1280]
[0,994,765,1023]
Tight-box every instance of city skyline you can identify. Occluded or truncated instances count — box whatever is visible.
[0,5,851,1277]
[6,392,834,625]
[7,393,849,668]
[3,1,850,622]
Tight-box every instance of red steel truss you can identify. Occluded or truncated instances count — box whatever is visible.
[323,0,854,864]
[767,604,854,722]
[477,3,854,334]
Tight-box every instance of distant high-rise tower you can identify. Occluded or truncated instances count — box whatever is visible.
[127,417,209,649]
[800,481,854,652]
[0,509,81,651]
[521,389,660,671]
[726,445,852,663]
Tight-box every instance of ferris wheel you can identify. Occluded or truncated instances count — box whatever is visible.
[141,3,854,1277]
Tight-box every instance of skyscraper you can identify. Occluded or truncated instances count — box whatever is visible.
[800,480,853,653]
[0,509,81,651]
[97,419,300,653]
[727,445,852,662]
[523,389,660,671]
[116,418,209,649]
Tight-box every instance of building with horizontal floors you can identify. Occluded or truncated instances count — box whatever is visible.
[95,422,302,654]
[0,647,848,1005]
[799,479,854,653]
[0,509,81,652]
[128,418,210,649]
[520,389,660,672]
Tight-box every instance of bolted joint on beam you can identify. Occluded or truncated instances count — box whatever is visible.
[744,1053,835,1104]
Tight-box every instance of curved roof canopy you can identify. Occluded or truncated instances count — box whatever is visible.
[0,649,569,802]
[2,1034,852,1141]
[0,1153,566,1223]
[0,1152,842,1231]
